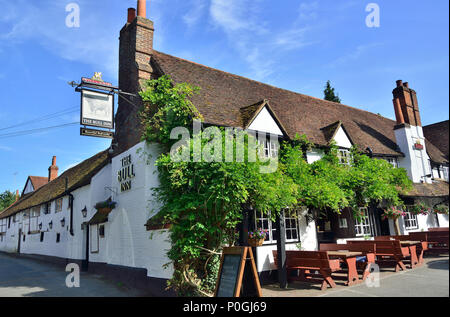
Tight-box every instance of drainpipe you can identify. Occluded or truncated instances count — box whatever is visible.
[65,177,74,236]
[68,193,74,236]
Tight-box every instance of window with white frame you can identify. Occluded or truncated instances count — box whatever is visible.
[338,149,351,166]
[404,207,418,230]
[384,157,399,168]
[355,207,372,236]
[55,199,63,213]
[258,139,279,159]
[254,210,299,244]
[0,219,7,233]
[30,207,40,232]
[442,166,449,182]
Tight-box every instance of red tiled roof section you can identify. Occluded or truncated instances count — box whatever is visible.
[152,51,403,156]
[423,120,449,162]
[29,176,48,191]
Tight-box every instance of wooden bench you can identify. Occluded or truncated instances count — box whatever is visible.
[393,234,428,264]
[347,240,410,272]
[273,250,341,290]
[424,231,449,254]
[319,243,376,281]
[428,227,449,232]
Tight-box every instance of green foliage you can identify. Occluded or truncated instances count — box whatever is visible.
[139,75,412,296]
[324,80,342,103]
[0,190,16,212]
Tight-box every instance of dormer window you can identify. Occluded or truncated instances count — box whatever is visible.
[258,139,279,159]
[338,148,351,166]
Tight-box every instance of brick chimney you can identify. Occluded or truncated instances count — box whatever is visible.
[15,190,19,201]
[48,156,59,182]
[114,0,156,156]
[392,80,422,127]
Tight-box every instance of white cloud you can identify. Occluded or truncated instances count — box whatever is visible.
[327,43,383,68]
[0,0,118,78]
[208,0,317,81]
[0,145,12,152]
[183,0,207,28]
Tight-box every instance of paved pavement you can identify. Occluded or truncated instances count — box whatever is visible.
[262,255,449,297]
[0,252,152,297]
[1,252,448,297]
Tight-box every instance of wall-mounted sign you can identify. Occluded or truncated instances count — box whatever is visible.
[414,142,424,150]
[81,89,114,129]
[117,154,135,192]
[80,127,114,139]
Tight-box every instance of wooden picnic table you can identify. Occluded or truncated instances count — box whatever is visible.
[399,241,421,268]
[326,251,363,286]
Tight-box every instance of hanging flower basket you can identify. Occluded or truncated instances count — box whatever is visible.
[248,237,265,247]
[382,206,406,220]
[94,199,117,214]
[409,202,431,216]
[248,229,268,247]
[433,205,449,215]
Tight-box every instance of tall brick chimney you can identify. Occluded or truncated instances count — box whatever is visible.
[48,156,59,182]
[113,0,156,156]
[392,80,422,127]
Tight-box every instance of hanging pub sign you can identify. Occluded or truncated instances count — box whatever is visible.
[80,89,114,129]
[78,72,115,129]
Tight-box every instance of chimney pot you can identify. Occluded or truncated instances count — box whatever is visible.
[403,82,409,88]
[48,156,59,182]
[137,0,146,18]
[396,80,403,87]
[127,8,136,23]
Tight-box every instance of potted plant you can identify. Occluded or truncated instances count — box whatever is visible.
[381,206,406,220]
[433,204,449,215]
[94,199,117,214]
[248,229,268,247]
[409,202,431,216]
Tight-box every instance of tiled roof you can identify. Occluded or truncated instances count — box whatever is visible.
[151,51,406,156]
[423,120,449,163]
[28,176,48,191]
[401,180,449,198]
[0,150,110,219]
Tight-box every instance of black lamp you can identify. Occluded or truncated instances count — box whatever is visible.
[39,223,42,230]
[48,221,53,230]
[81,206,88,218]
[61,218,65,227]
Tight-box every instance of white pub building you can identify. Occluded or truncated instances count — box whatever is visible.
[1,1,448,295]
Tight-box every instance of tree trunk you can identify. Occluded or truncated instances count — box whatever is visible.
[393,218,401,235]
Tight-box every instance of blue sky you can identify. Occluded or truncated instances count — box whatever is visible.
[0,0,448,194]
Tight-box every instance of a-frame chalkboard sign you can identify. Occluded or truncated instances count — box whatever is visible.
[214,246,262,297]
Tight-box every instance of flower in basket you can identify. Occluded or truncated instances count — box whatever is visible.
[433,204,449,215]
[248,228,268,240]
[409,202,431,216]
[382,206,406,220]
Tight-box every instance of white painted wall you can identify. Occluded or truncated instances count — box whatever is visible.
[333,126,352,148]
[87,141,173,279]
[306,149,324,164]
[395,125,433,184]
[248,107,283,136]
[23,179,34,195]
[255,214,317,272]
